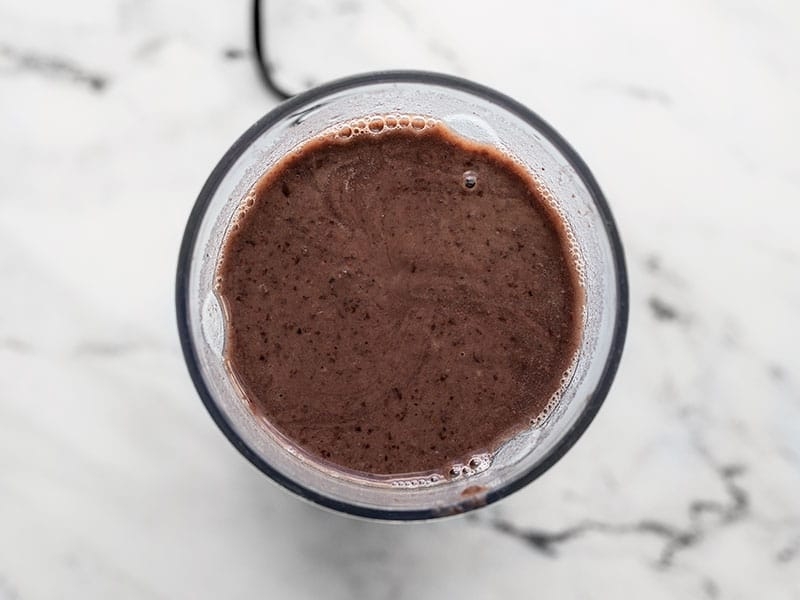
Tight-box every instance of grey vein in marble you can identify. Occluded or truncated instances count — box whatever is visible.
[472,459,749,568]
[776,537,800,564]
[589,80,674,107]
[649,295,683,323]
[0,43,107,90]
[0,337,35,355]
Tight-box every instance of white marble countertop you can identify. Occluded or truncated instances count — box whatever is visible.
[1,0,799,598]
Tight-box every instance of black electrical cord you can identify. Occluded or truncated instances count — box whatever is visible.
[252,0,293,100]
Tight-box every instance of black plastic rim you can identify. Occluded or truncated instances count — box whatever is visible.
[176,70,629,521]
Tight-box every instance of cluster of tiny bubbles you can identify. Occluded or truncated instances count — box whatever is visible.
[213,249,227,292]
[335,114,439,141]
[533,182,587,287]
[489,151,586,284]
[390,473,446,488]
[228,189,260,234]
[448,453,492,479]
[529,352,581,427]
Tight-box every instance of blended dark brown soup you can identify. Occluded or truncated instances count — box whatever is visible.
[217,116,582,477]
